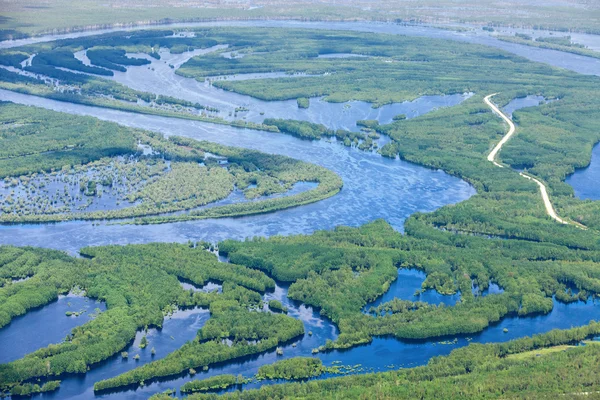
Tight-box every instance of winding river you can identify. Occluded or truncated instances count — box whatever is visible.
[1,21,600,399]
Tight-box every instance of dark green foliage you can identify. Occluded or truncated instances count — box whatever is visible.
[181,375,237,393]
[32,50,113,76]
[0,246,79,329]
[220,218,600,347]
[268,300,288,313]
[4,27,600,398]
[257,357,325,380]
[0,51,29,68]
[86,48,150,71]
[263,118,364,142]
[94,305,304,391]
[187,322,600,400]
[0,103,341,224]
[0,101,137,178]
[0,243,277,389]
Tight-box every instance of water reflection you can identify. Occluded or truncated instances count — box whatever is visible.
[0,89,475,254]
[0,21,599,399]
[0,293,107,364]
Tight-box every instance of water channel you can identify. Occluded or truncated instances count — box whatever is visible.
[1,21,599,399]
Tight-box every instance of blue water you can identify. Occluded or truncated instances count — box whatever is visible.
[364,269,461,311]
[0,294,107,364]
[0,22,599,399]
[502,95,546,118]
[0,89,475,254]
[566,142,600,200]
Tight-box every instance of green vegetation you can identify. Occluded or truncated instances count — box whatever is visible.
[86,48,151,71]
[10,380,60,396]
[296,98,309,109]
[220,217,600,348]
[94,307,303,391]
[262,119,368,148]
[179,322,600,399]
[199,27,600,352]
[268,300,288,314]
[0,68,277,132]
[181,375,238,393]
[504,344,575,361]
[0,102,341,223]
[257,357,326,380]
[496,34,600,60]
[0,242,293,393]
[5,0,600,38]
[0,30,284,132]
[0,101,137,178]
[3,25,600,399]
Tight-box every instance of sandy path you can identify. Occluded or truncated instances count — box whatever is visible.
[484,94,584,228]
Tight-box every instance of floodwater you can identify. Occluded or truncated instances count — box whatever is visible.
[0,21,599,399]
[0,88,475,253]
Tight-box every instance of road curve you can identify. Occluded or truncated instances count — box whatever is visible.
[484,93,585,228]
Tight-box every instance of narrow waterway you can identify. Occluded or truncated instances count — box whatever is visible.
[1,21,600,399]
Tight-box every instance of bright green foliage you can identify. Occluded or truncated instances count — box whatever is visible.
[221,218,600,347]
[268,300,288,313]
[0,243,277,390]
[3,26,600,399]
[0,103,341,223]
[94,304,303,391]
[0,101,137,178]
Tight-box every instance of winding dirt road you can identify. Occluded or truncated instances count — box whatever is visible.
[484,94,584,228]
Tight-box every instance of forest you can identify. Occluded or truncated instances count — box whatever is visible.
[496,34,600,60]
[2,25,600,399]
[0,102,342,224]
[160,322,600,399]
[0,241,305,395]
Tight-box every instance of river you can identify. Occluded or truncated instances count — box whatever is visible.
[0,21,599,399]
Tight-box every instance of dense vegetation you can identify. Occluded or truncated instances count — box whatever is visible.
[0,101,137,178]
[262,119,369,148]
[0,102,342,223]
[3,25,600,399]
[0,30,285,132]
[496,34,600,60]
[257,357,327,381]
[174,322,600,399]
[220,217,600,348]
[93,305,304,391]
[181,375,238,394]
[86,48,151,72]
[0,242,298,394]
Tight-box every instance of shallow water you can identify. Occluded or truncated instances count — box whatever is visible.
[502,95,547,118]
[566,143,600,200]
[0,294,107,364]
[364,269,461,311]
[47,308,210,400]
[103,44,471,131]
[0,88,475,254]
[0,21,599,399]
